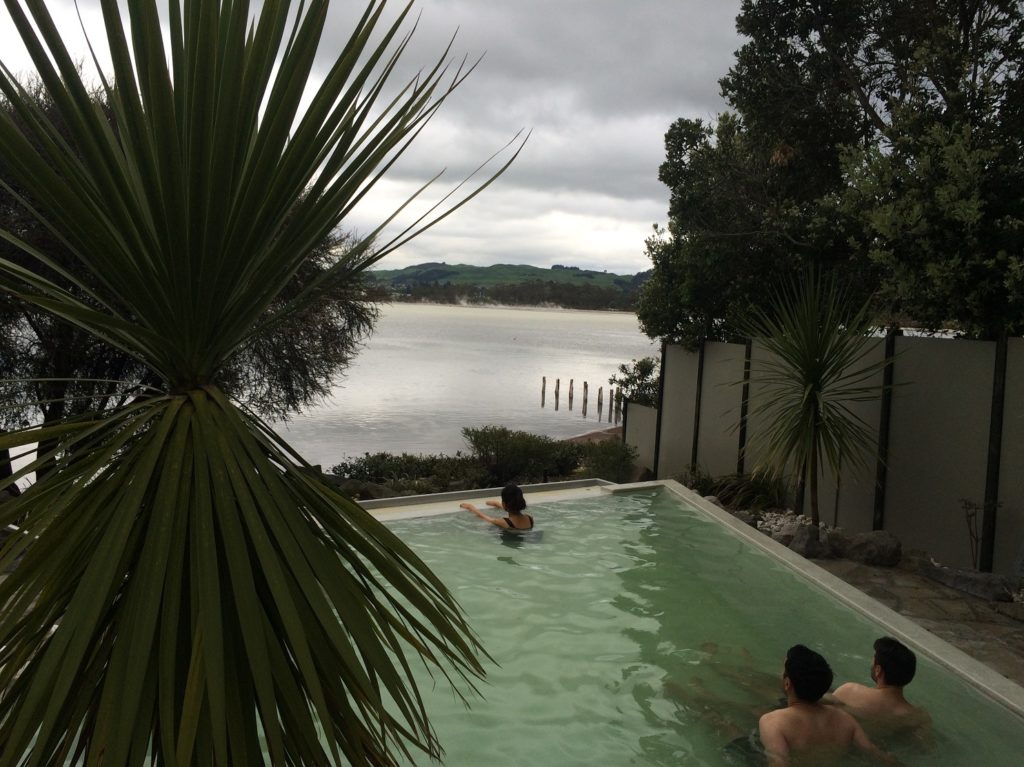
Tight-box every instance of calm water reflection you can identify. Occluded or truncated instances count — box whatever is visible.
[274,303,655,467]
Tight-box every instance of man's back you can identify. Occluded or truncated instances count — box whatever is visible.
[759,702,874,766]
[833,682,931,736]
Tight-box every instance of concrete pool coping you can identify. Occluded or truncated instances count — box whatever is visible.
[361,478,615,521]
[365,477,1024,722]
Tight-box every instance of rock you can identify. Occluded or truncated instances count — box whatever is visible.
[824,528,851,558]
[730,509,756,527]
[845,531,902,567]
[789,525,831,559]
[771,519,804,547]
[757,510,808,535]
[923,564,1014,602]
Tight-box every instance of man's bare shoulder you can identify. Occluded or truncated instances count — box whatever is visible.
[761,702,858,734]
[835,684,929,729]
[758,707,787,729]
[757,704,794,729]
[833,682,871,702]
[834,681,870,695]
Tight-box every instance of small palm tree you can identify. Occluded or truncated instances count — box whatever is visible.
[0,1,518,764]
[742,270,888,527]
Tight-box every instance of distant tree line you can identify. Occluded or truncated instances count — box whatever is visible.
[378,275,649,311]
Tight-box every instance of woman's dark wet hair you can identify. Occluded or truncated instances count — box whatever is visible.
[784,644,833,703]
[501,483,527,513]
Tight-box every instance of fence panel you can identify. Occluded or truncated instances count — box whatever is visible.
[656,345,699,479]
[996,338,1024,575]
[884,337,994,569]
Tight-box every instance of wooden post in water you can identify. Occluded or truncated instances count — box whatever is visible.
[555,378,560,410]
[568,379,574,410]
[608,387,614,422]
[541,376,546,408]
[597,386,603,416]
[582,381,589,417]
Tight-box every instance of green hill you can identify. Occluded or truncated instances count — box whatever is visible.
[367,262,639,291]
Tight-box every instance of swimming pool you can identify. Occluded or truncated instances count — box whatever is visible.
[377,483,1024,765]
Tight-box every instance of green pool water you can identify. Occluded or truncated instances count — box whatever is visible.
[385,487,1024,766]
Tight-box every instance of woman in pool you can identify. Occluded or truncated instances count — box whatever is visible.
[460,483,534,530]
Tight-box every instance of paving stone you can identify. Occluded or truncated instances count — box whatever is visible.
[813,558,1024,688]
[890,583,942,602]
[928,598,985,621]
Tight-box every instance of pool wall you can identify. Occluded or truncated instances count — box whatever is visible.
[367,478,1024,722]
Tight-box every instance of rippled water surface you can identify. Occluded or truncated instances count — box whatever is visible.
[385,489,1024,766]
[274,303,656,467]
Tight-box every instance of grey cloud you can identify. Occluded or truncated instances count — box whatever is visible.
[0,0,744,274]
[318,1,743,272]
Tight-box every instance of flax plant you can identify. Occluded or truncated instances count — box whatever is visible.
[743,271,888,527]
[0,1,519,764]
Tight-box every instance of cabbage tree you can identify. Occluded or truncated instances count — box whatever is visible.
[0,1,518,764]
[743,271,887,526]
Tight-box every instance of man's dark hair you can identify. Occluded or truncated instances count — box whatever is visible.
[873,636,917,687]
[785,644,833,702]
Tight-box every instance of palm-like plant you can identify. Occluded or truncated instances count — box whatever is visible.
[0,1,518,764]
[742,271,887,527]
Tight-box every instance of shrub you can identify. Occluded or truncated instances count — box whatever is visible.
[331,452,430,483]
[551,441,585,476]
[580,440,637,483]
[329,452,487,493]
[330,427,588,496]
[677,467,790,510]
[609,357,660,407]
[679,465,717,496]
[461,425,562,484]
[710,470,790,511]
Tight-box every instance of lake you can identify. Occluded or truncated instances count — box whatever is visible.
[273,303,657,468]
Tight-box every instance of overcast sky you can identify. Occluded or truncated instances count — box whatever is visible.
[0,1,744,275]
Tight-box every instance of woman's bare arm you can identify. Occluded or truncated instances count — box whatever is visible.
[460,502,508,528]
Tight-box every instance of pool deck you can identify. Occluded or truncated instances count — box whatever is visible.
[813,557,1024,690]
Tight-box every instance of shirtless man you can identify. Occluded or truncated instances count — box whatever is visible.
[758,645,898,766]
[832,637,931,735]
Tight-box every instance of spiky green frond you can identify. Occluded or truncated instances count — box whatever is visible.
[742,270,889,521]
[0,1,513,764]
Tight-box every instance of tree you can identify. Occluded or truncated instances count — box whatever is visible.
[725,0,1024,338]
[636,110,872,347]
[0,82,385,431]
[641,0,1024,345]
[742,271,887,527]
[608,357,660,408]
[0,1,519,764]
